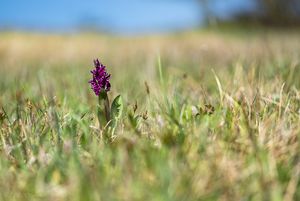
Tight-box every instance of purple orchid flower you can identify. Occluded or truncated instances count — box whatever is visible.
[89,59,111,96]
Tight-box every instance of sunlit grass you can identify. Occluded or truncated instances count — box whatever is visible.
[0,30,300,201]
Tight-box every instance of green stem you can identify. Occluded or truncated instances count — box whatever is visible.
[97,91,110,129]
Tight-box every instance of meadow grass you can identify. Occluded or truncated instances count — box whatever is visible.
[0,30,300,201]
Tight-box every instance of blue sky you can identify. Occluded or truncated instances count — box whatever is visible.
[0,0,256,34]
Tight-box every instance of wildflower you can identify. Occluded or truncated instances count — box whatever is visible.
[89,59,111,96]
[88,58,123,140]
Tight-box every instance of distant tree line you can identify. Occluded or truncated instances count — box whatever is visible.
[200,0,300,27]
[250,0,300,26]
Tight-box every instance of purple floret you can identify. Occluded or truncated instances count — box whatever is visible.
[89,59,111,96]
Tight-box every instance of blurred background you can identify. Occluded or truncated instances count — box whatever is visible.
[1,0,300,34]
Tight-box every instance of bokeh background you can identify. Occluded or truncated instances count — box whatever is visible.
[1,0,299,34]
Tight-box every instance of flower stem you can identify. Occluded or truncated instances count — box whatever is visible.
[97,91,110,129]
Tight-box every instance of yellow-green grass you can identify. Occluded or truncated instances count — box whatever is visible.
[0,30,300,201]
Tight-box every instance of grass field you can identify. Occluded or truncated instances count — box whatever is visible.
[0,30,300,201]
